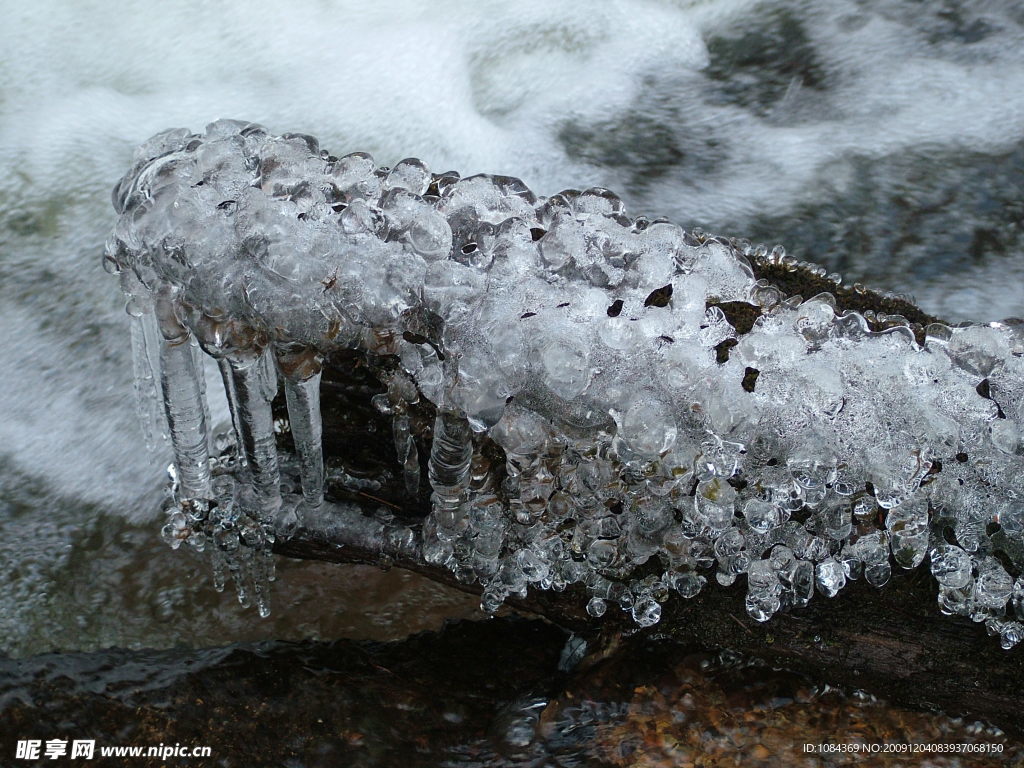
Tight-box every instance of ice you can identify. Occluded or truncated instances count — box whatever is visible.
[375,373,422,499]
[154,296,212,501]
[222,350,282,519]
[276,345,324,510]
[631,595,662,627]
[743,499,781,535]
[886,500,929,569]
[781,558,815,608]
[746,559,782,622]
[127,303,167,452]
[439,174,537,224]
[383,158,432,196]
[539,334,592,400]
[815,558,846,598]
[538,213,583,270]
[407,210,453,260]
[990,420,1020,455]
[975,558,1013,611]
[105,124,1024,644]
[946,325,1010,379]
[999,622,1024,650]
[586,596,607,618]
[216,359,246,469]
[427,409,473,504]
[616,397,677,457]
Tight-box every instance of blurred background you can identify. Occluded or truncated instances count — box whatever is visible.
[1,0,1022,658]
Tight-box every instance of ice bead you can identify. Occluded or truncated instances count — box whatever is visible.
[538,213,584,270]
[617,397,677,457]
[631,595,662,627]
[744,499,782,534]
[407,210,453,260]
[540,334,592,399]
[331,151,377,196]
[946,325,1010,379]
[930,545,973,589]
[384,158,432,196]
[886,500,929,569]
[586,596,607,618]
[815,558,846,597]
[439,174,537,224]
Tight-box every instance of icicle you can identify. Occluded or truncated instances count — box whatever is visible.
[123,266,168,452]
[217,358,246,469]
[259,345,279,402]
[210,548,227,593]
[191,339,213,454]
[253,548,274,617]
[375,370,422,498]
[276,345,325,509]
[129,307,167,451]
[428,409,473,504]
[264,545,277,583]
[394,410,420,497]
[228,559,251,608]
[154,295,212,500]
[222,346,282,518]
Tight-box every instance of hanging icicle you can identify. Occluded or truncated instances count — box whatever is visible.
[128,306,167,452]
[153,292,212,501]
[275,344,325,510]
[393,409,420,499]
[221,347,282,520]
[428,409,473,505]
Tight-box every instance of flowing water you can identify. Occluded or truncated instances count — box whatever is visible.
[1,0,1023,751]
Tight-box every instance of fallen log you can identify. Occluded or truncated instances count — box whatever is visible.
[104,121,1024,735]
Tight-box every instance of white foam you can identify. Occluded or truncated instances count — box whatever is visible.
[1,0,1022,518]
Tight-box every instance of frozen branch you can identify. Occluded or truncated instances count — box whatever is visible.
[106,121,1024,657]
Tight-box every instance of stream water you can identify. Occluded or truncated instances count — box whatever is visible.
[1,0,1023,762]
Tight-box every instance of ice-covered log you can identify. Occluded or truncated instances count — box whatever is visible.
[105,120,1024,658]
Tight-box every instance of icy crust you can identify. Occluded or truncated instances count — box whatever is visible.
[106,121,1024,645]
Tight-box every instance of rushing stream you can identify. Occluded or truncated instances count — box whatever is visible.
[1,0,1023,763]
